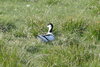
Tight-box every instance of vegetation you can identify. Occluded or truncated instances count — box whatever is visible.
[0,0,100,67]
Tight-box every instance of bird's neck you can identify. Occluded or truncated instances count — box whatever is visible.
[47,27,52,34]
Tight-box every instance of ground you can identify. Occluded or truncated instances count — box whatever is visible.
[0,0,100,67]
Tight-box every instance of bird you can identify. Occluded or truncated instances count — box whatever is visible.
[37,23,55,42]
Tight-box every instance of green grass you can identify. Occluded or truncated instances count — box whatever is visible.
[0,0,100,67]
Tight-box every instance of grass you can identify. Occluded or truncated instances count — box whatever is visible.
[0,0,100,67]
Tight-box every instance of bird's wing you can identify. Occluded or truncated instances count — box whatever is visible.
[37,35,49,42]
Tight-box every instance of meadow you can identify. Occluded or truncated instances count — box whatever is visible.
[0,0,100,67]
